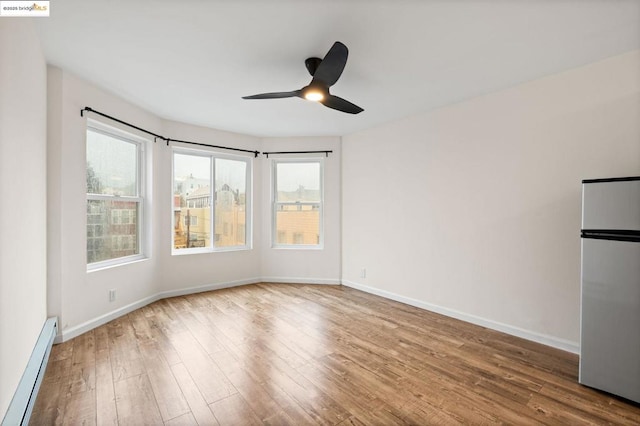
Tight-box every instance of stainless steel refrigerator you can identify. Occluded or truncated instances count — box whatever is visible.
[580,176,640,403]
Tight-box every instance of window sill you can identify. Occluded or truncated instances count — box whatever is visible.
[87,255,148,273]
[171,246,252,256]
[271,244,324,250]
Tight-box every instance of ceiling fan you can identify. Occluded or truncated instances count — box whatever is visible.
[242,41,364,114]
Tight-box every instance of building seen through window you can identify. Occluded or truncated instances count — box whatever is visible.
[86,125,145,266]
[273,160,323,247]
[173,152,250,251]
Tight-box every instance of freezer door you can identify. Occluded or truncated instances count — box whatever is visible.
[582,179,640,231]
[580,238,640,403]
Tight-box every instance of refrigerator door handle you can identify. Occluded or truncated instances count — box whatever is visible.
[581,229,640,243]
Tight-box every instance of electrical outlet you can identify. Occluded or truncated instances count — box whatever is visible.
[109,289,116,302]
[360,268,366,278]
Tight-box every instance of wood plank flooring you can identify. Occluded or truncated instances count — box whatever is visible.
[30,283,640,425]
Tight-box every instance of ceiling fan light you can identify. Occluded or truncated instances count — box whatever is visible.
[304,90,324,102]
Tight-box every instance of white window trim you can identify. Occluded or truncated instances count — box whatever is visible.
[271,157,324,250]
[86,120,150,271]
[171,147,253,255]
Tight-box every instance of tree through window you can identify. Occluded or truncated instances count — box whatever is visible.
[86,124,146,267]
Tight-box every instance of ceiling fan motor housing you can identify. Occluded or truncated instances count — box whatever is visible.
[305,57,323,76]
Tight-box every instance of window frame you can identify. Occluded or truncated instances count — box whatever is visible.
[171,147,253,255]
[271,157,324,250]
[86,121,148,270]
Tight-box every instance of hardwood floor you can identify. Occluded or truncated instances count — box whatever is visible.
[30,283,640,425]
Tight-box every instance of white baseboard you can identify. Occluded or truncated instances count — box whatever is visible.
[57,277,578,354]
[55,277,338,343]
[341,279,580,354]
[56,277,262,343]
[156,277,261,299]
[55,294,161,343]
[261,276,341,285]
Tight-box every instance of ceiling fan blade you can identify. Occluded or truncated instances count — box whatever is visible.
[312,41,348,87]
[320,94,363,114]
[242,90,301,100]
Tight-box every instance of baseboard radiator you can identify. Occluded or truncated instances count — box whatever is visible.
[2,317,58,426]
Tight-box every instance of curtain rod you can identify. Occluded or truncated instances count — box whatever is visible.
[81,107,164,142]
[262,150,333,158]
[80,107,260,157]
[167,138,259,157]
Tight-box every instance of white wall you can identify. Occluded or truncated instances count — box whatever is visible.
[47,68,164,335]
[342,51,640,352]
[157,120,262,293]
[47,69,343,341]
[0,20,48,419]
[259,137,342,284]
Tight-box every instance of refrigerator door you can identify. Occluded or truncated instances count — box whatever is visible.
[580,237,640,403]
[582,178,640,231]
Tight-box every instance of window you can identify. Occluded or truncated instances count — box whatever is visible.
[184,215,198,227]
[272,159,323,248]
[173,149,251,252]
[86,123,146,268]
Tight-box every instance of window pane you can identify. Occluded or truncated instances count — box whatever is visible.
[87,129,138,196]
[87,199,139,263]
[275,207,320,245]
[276,162,320,202]
[172,150,252,253]
[215,158,247,247]
[173,153,211,249]
[274,160,322,247]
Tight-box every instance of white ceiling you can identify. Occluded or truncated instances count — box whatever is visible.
[35,1,640,138]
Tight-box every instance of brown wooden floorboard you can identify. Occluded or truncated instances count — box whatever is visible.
[30,283,640,425]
